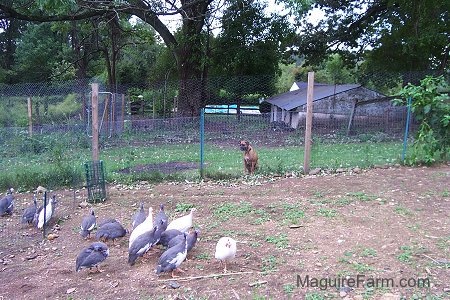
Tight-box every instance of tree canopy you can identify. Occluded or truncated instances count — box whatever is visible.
[0,0,448,116]
[294,0,449,75]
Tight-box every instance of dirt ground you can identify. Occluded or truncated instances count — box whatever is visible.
[1,164,449,300]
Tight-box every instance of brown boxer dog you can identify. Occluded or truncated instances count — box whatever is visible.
[239,140,258,174]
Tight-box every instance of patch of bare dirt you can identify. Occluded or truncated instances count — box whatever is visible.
[0,165,449,299]
[118,161,198,174]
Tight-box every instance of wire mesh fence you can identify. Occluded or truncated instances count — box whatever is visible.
[0,73,432,191]
[1,71,444,249]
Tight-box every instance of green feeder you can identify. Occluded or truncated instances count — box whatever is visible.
[84,160,107,203]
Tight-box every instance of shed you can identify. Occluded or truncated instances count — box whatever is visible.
[265,82,392,131]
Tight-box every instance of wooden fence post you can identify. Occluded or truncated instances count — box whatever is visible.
[27,97,33,137]
[91,83,99,161]
[303,72,314,174]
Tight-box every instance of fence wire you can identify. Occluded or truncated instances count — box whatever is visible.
[1,71,443,248]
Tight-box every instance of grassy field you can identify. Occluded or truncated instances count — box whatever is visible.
[0,135,404,191]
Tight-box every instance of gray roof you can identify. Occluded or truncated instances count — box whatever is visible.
[265,84,361,111]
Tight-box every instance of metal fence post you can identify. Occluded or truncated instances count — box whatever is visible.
[200,108,205,178]
[401,96,412,162]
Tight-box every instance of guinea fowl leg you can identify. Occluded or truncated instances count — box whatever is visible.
[95,265,104,273]
[223,261,228,273]
[171,268,186,278]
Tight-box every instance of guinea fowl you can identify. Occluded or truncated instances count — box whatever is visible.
[95,220,127,243]
[167,228,199,252]
[0,188,14,216]
[214,237,237,273]
[98,218,118,227]
[154,204,168,227]
[159,229,183,247]
[132,202,146,230]
[155,233,188,277]
[166,208,196,233]
[128,219,166,266]
[37,195,57,229]
[75,242,109,273]
[80,209,97,239]
[129,207,153,247]
[21,194,37,224]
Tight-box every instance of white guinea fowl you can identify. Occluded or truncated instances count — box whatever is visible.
[37,195,56,229]
[129,207,153,247]
[166,208,196,233]
[214,237,237,273]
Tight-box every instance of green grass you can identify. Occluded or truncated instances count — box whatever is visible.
[0,129,404,190]
[282,203,305,225]
[266,233,289,249]
[317,208,337,218]
[394,205,413,216]
[360,248,377,257]
[175,202,195,213]
[212,201,254,221]
[347,191,377,201]
[398,245,413,263]
[261,255,278,273]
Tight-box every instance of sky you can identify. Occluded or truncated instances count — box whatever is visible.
[156,0,326,34]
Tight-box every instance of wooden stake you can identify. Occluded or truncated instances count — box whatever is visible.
[303,72,314,174]
[27,97,32,137]
[346,99,357,135]
[91,83,99,161]
[121,94,125,132]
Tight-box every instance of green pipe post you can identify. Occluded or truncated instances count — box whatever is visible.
[200,108,205,178]
[402,97,412,162]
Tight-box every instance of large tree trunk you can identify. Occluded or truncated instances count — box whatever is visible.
[177,62,205,117]
[174,0,211,117]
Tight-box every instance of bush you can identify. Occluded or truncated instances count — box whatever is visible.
[393,75,450,164]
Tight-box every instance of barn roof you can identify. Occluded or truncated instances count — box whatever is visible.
[265,84,361,111]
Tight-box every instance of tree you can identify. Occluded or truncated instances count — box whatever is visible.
[0,17,26,83]
[210,0,294,116]
[0,0,306,116]
[13,23,72,82]
[0,0,216,115]
[292,0,450,76]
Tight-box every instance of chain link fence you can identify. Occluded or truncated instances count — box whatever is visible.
[1,71,443,249]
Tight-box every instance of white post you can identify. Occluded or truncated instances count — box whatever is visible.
[91,83,99,161]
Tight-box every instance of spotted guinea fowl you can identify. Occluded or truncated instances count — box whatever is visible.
[75,242,109,273]
[214,237,237,273]
[0,188,14,216]
[129,207,153,247]
[132,202,146,230]
[128,219,166,266]
[159,229,183,247]
[155,233,188,277]
[167,228,199,253]
[98,218,118,227]
[154,204,168,229]
[95,220,127,243]
[21,194,37,224]
[166,208,196,233]
[80,209,97,239]
[37,195,57,229]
